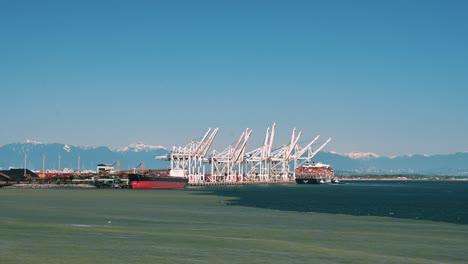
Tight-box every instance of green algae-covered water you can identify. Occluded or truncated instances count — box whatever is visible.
[1,181,467,263]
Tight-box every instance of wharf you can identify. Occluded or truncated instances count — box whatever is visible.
[3,183,96,188]
[1,180,295,188]
[189,180,294,187]
[0,182,13,188]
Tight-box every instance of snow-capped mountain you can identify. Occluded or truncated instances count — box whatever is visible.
[330,151,380,159]
[116,143,167,152]
[25,139,43,145]
[1,142,468,176]
[0,142,168,171]
[314,151,468,176]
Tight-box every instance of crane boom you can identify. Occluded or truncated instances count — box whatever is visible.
[293,135,320,159]
[267,122,276,159]
[199,128,219,156]
[233,128,252,163]
[193,128,212,155]
[306,137,332,161]
[285,129,302,159]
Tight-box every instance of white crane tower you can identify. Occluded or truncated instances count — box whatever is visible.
[244,123,277,181]
[208,128,252,183]
[269,127,303,181]
[159,123,331,184]
[159,128,218,183]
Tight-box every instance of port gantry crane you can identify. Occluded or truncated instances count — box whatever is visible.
[158,123,331,184]
[132,162,145,173]
[111,161,120,173]
[243,123,277,182]
[208,128,252,183]
[269,127,303,181]
[160,128,219,182]
[243,123,331,182]
[291,137,332,177]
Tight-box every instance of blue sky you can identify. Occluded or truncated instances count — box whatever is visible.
[1,0,467,157]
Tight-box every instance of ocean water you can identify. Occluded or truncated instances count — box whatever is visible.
[197,180,468,225]
[1,181,467,264]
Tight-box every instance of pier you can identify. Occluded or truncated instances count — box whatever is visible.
[0,181,13,188]
[188,180,294,187]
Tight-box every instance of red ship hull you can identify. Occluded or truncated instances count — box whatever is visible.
[128,174,188,189]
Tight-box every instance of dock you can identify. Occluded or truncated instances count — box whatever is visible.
[189,180,294,187]
[0,181,13,188]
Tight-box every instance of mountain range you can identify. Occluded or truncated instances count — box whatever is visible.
[1,142,468,176]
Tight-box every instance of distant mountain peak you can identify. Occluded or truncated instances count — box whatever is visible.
[1,142,468,176]
[401,153,432,158]
[330,151,380,159]
[116,143,167,152]
[25,139,43,145]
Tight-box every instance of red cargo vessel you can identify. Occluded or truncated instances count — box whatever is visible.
[127,169,188,189]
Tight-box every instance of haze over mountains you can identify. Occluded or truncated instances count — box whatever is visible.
[1,142,467,176]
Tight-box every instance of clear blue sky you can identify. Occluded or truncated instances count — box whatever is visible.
[1,0,467,157]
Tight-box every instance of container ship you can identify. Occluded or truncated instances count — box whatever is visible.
[295,162,336,184]
[127,169,189,189]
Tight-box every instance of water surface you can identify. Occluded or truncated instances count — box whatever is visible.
[1,181,467,263]
[195,181,468,225]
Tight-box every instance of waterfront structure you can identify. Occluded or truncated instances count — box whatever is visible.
[158,128,218,183]
[159,123,331,184]
[0,168,38,182]
[97,163,117,175]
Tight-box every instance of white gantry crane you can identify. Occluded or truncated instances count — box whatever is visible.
[292,137,332,177]
[159,128,218,183]
[269,127,303,181]
[244,123,276,181]
[157,123,331,184]
[208,128,252,182]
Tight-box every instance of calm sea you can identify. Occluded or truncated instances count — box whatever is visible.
[195,180,468,225]
[1,180,467,263]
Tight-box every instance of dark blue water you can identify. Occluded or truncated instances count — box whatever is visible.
[195,181,468,225]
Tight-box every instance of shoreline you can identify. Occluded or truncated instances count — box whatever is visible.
[3,177,468,189]
[337,177,468,181]
[3,183,96,189]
